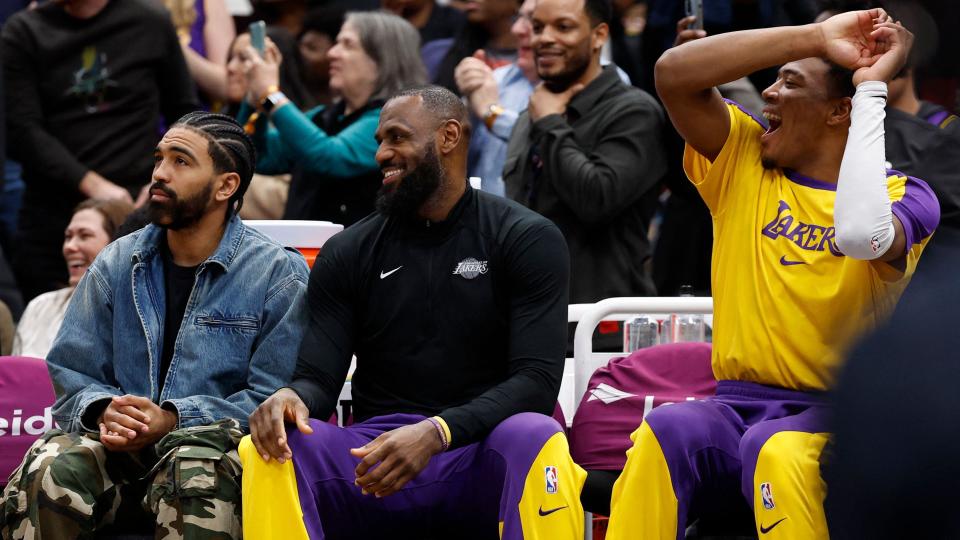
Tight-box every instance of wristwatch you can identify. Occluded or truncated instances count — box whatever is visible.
[483,103,506,131]
[260,90,287,114]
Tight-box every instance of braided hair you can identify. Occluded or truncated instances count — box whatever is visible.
[171,111,257,215]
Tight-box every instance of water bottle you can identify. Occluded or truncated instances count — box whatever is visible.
[624,315,660,352]
[662,285,705,343]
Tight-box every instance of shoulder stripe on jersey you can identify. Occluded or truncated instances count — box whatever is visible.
[722,98,767,131]
[887,171,940,254]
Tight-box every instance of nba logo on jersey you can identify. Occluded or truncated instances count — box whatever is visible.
[545,466,559,494]
[760,482,775,510]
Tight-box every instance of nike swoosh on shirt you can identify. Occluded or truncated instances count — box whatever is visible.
[379,266,403,279]
[779,256,805,266]
[538,505,567,517]
[760,517,787,534]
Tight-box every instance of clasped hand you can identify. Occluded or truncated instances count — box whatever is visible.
[98,395,178,452]
[819,8,914,85]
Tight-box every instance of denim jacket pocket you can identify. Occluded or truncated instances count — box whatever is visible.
[194,314,261,334]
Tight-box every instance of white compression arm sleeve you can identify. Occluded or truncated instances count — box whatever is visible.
[834,80,896,260]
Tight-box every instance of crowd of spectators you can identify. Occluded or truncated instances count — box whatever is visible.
[0,0,956,314]
[0,0,957,535]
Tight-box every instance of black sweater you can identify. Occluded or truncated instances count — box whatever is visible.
[289,185,570,448]
[2,0,197,216]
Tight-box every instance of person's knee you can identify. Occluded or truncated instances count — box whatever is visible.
[487,412,562,452]
[11,433,107,513]
[741,428,826,506]
[638,401,726,453]
[750,430,822,473]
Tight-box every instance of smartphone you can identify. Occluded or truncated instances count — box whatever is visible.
[249,20,266,54]
[685,0,703,31]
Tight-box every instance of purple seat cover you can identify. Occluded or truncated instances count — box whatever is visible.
[0,356,56,486]
[570,342,716,470]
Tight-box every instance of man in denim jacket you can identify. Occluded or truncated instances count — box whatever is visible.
[0,112,308,540]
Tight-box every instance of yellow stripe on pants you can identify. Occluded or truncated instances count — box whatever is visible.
[515,432,587,539]
[607,423,680,540]
[238,436,310,540]
[752,431,830,539]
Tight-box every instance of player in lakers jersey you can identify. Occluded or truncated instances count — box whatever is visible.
[607,9,939,540]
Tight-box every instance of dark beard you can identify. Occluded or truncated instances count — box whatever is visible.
[146,180,214,231]
[761,157,777,170]
[376,145,443,218]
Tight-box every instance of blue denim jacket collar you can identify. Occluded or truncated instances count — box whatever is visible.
[130,214,245,272]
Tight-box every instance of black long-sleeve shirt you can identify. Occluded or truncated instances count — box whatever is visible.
[503,65,668,303]
[289,185,569,448]
[1,0,197,211]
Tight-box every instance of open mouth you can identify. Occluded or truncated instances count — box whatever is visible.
[536,50,563,60]
[762,111,782,135]
[67,259,87,273]
[382,167,404,185]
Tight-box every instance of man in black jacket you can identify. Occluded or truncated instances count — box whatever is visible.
[2,0,197,301]
[503,0,667,303]
[242,85,585,539]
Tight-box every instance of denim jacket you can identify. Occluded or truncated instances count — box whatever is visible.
[47,216,309,433]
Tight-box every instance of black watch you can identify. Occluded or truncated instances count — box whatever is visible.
[261,91,286,113]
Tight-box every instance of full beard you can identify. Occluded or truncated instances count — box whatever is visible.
[147,181,214,231]
[376,146,443,219]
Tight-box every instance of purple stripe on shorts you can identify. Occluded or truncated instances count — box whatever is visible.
[887,172,940,254]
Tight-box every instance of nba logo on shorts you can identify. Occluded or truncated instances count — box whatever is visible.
[760,482,775,510]
[545,466,559,494]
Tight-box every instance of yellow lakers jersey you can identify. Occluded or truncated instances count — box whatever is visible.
[685,102,939,391]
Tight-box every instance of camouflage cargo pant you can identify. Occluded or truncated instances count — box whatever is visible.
[0,419,243,540]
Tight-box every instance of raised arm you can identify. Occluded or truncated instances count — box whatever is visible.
[179,0,235,100]
[655,9,889,161]
[242,42,380,178]
[834,20,930,264]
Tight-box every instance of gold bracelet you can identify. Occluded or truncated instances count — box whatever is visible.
[256,85,280,110]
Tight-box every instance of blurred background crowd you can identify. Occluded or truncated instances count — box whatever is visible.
[0,0,956,357]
